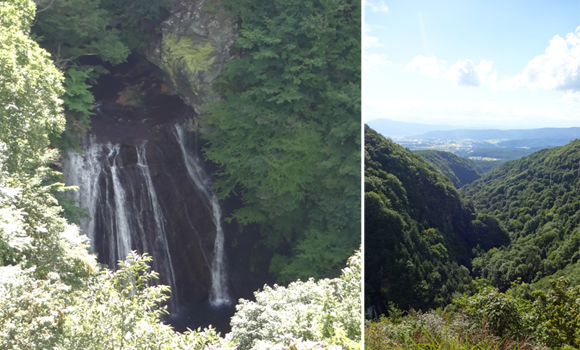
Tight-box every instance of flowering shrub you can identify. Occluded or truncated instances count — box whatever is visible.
[228,250,362,350]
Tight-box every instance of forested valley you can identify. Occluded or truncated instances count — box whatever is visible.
[0,0,361,348]
[365,125,580,349]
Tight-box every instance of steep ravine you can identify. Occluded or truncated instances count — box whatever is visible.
[62,58,273,333]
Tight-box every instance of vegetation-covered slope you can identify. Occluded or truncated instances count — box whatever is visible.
[366,132,580,350]
[204,0,361,283]
[30,0,361,286]
[365,126,508,314]
[414,150,480,188]
[461,139,580,290]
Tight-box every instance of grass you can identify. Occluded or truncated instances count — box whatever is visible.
[364,313,547,350]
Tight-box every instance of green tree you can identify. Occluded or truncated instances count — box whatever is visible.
[0,0,64,173]
[100,0,171,50]
[32,0,133,148]
[59,252,224,350]
[462,139,580,289]
[204,0,361,283]
[365,126,486,314]
[31,0,171,150]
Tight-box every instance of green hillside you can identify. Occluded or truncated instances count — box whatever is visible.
[469,159,504,174]
[366,132,580,349]
[414,150,480,188]
[461,139,580,290]
[364,126,508,314]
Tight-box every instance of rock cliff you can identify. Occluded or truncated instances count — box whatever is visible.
[146,0,236,118]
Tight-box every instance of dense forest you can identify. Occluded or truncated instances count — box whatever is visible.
[462,140,580,289]
[365,126,580,349]
[365,126,507,313]
[0,0,361,348]
[413,150,480,188]
[203,0,361,283]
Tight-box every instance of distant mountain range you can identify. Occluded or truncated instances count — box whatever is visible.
[367,119,580,150]
[410,127,580,141]
[366,118,467,138]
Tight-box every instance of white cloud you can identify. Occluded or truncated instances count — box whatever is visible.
[363,22,383,50]
[496,27,580,94]
[561,91,580,102]
[364,35,383,48]
[363,54,392,72]
[405,55,496,87]
[443,59,495,87]
[364,22,371,33]
[365,0,388,12]
[404,55,444,78]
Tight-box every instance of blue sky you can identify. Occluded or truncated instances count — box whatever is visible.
[363,0,580,129]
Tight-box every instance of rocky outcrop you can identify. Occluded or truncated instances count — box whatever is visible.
[146,0,236,119]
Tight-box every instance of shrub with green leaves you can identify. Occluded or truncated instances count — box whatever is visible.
[58,252,225,350]
[456,285,530,338]
[456,277,580,348]
[228,250,361,350]
[533,277,580,349]
[364,310,541,350]
[0,167,96,286]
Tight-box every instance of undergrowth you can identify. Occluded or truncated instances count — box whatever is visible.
[365,312,547,350]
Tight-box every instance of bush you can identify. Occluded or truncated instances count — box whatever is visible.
[533,277,580,349]
[456,286,529,338]
[227,250,361,350]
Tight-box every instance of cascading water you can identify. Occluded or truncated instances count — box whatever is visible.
[174,124,230,307]
[109,145,132,266]
[63,138,180,308]
[63,135,102,249]
[63,114,232,313]
[135,143,177,296]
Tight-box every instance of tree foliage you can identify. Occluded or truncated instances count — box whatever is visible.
[204,0,361,283]
[31,0,169,148]
[0,0,64,173]
[457,277,580,348]
[366,277,580,349]
[100,0,171,50]
[58,252,224,350]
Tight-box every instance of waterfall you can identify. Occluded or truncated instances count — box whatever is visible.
[109,145,133,266]
[135,143,177,302]
[175,124,231,307]
[63,135,103,250]
[63,138,178,307]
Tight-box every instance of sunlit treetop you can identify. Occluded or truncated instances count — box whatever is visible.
[0,0,65,173]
